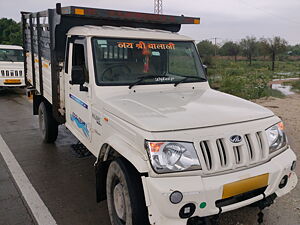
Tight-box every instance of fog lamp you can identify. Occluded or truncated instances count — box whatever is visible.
[169,191,183,204]
[279,175,288,189]
[179,203,196,219]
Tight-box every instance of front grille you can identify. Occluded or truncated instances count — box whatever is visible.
[0,70,23,77]
[216,138,227,167]
[199,131,268,174]
[200,140,212,170]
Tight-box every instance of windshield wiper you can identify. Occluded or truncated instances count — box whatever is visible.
[129,75,167,89]
[174,76,207,87]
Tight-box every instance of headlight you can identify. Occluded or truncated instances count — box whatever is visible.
[145,141,201,173]
[266,122,287,153]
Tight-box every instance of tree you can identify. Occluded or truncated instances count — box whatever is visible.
[0,18,22,46]
[289,44,300,56]
[197,40,215,57]
[240,36,257,65]
[261,37,287,71]
[219,41,240,61]
[257,40,269,60]
[197,40,216,65]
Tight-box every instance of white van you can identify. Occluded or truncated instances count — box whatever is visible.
[0,45,25,88]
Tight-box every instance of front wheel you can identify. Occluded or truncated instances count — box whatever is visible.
[106,158,149,225]
[38,101,58,143]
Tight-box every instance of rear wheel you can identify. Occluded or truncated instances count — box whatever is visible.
[38,101,58,143]
[106,158,149,225]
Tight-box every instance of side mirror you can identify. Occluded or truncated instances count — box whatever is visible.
[203,65,208,75]
[70,66,85,85]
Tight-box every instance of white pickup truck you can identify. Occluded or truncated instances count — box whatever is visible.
[22,4,297,225]
[0,45,25,88]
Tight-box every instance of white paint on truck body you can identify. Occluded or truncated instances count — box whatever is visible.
[26,25,298,225]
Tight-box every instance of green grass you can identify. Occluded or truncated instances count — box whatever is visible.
[291,80,300,92]
[283,80,300,92]
[263,88,285,98]
[207,58,300,99]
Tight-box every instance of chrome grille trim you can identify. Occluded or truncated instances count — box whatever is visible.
[199,130,269,174]
[200,140,212,170]
[0,70,23,77]
[216,139,227,167]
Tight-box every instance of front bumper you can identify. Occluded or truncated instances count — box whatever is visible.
[142,148,297,225]
[0,77,25,87]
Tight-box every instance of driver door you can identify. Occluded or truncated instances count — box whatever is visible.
[65,37,91,143]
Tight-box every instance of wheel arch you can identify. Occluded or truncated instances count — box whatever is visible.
[33,93,44,115]
[33,93,52,115]
[97,135,149,173]
[95,136,149,202]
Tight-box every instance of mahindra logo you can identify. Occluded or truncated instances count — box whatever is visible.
[230,135,242,143]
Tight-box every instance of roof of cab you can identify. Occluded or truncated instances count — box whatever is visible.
[0,45,23,50]
[67,25,193,41]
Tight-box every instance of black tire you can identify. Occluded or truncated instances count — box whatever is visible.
[106,158,149,225]
[38,101,58,143]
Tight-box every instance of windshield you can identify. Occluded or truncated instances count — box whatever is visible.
[0,49,23,62]
[92,38,206,86]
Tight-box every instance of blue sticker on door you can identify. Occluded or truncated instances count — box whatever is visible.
[69,94,88,109]
[70,112,89,137]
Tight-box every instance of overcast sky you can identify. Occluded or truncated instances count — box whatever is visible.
[1,0,299,45]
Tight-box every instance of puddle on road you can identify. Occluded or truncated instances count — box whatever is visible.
[271,77,299,96]
[272,83,295,95]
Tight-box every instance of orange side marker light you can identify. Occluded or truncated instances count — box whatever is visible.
[149,142,164,152]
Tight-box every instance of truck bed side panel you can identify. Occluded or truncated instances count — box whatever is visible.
[25,52,33,85]
[23,13,53,104]
[41,58,52,104]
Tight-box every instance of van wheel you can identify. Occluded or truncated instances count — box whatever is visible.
[38,102,58,143]
[106,158,149,225]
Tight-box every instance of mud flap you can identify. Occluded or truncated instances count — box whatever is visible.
[95,160,111,202]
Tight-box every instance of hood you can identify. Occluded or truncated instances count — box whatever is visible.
[0,61,24,69]
[103,89,274,132]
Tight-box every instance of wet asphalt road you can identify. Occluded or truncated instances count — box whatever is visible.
[0,88,111,225]
[0,88,299,225]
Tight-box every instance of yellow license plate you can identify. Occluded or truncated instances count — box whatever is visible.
[4,79,21,84]
[222,173,269,199]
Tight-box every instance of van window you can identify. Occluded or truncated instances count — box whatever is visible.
[0,49,23,62]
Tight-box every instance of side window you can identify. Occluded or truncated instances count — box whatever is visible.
[72,43,89,83]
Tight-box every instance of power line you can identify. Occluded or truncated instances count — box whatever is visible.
[209,37,222,56]
[238,0,300,26]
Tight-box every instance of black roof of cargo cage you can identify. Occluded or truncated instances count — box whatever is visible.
[22,3,200,61]
[23,3,200,31]
[59,6,200,25]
